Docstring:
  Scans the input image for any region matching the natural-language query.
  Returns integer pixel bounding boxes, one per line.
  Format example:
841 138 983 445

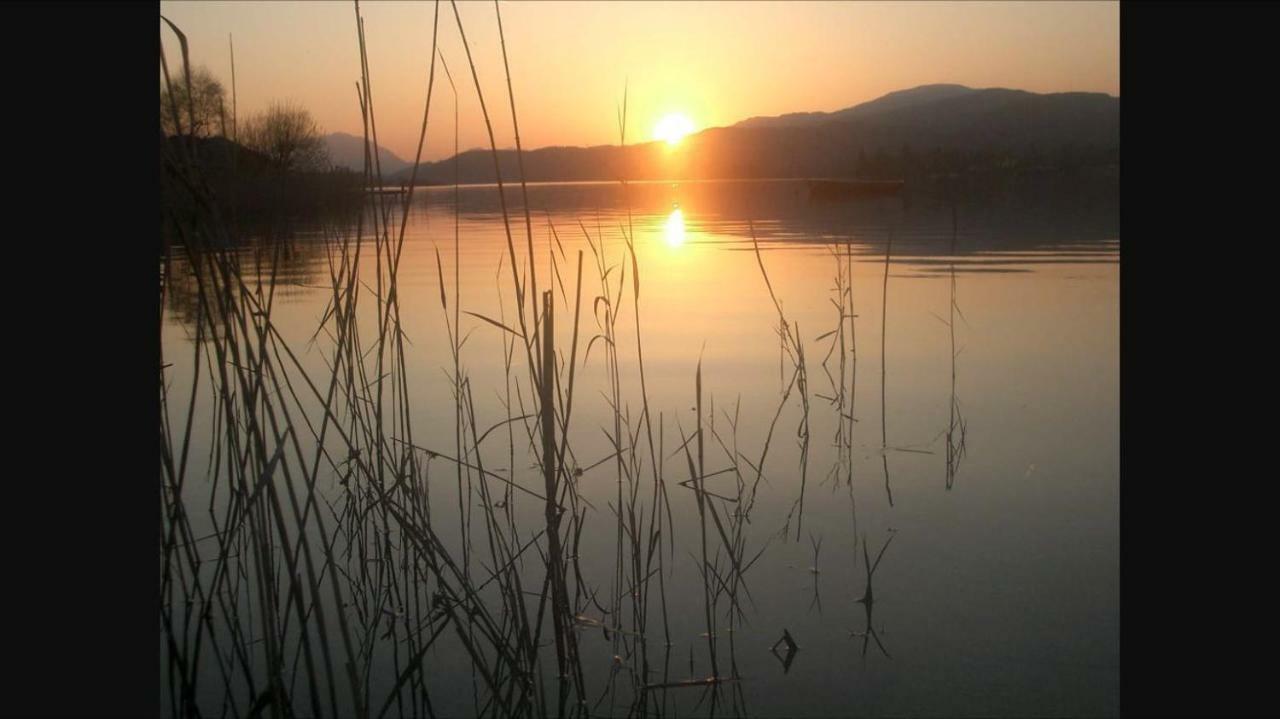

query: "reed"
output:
945 206 968 490
160 4 922 716
852 530 895 659
880 227 895 507
748 223 813 541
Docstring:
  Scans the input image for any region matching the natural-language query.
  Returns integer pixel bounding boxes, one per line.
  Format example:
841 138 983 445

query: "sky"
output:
159 1 1119 162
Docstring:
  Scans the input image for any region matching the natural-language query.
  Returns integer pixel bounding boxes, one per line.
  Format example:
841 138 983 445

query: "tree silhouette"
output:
160 66 228 139
240 102 329 172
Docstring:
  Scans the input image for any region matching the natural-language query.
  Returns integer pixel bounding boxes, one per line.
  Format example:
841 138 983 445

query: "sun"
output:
654 113 695 146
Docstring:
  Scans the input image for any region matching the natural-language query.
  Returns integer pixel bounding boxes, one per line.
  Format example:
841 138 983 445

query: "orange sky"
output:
159 1 1118 162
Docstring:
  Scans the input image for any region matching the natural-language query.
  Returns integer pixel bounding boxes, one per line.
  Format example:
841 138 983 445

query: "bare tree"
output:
239 102 330 172
160 66 228 139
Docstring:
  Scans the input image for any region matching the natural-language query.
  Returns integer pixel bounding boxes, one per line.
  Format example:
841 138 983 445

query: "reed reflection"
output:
852 531 896 660
945 207 968 490
881 229 894 507
162 226 331 339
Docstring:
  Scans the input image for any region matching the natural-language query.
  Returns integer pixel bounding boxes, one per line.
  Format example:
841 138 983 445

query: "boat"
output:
365 186 410 196
807 178 905 202
348 185 412 201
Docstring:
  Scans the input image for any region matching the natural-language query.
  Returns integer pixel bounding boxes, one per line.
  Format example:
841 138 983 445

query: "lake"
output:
160 176 1118 718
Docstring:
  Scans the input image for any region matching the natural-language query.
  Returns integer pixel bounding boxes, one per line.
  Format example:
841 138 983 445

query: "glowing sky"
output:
159 1 1118 162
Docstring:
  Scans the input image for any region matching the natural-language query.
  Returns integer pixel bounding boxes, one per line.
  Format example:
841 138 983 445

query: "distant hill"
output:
160 135 277 177
161 135 363 229
323 132 411 176
735 83 978 129
391 84 1119 185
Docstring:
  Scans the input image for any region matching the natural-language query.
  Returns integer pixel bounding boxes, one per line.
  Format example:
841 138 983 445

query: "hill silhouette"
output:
322 132 411 176
391 84 1118 186
735 83 978 129
160 135 362 233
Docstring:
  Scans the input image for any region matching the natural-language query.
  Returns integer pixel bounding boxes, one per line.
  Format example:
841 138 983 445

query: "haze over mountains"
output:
333 84 1118 185
322 132 411 176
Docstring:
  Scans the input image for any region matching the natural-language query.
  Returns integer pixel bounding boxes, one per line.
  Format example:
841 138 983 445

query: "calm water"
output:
162 178 1118 717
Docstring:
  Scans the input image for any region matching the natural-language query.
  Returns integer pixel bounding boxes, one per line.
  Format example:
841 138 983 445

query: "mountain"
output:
736 83 978 129
391 84 1119 185
322 132 411 176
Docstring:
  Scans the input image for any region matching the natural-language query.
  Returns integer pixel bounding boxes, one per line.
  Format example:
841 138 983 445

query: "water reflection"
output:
403 176 1117 266
663 206 685 248
881 228 894 507
852 531 896 660
162 228 331 339
945 208 968 490
160 178 1118 718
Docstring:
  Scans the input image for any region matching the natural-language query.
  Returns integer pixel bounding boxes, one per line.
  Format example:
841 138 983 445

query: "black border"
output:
1121 2 1276 717
6 2 157 717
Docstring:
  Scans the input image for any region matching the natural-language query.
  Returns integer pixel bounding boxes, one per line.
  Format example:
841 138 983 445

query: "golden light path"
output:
653 113 695 146
663 207 686 247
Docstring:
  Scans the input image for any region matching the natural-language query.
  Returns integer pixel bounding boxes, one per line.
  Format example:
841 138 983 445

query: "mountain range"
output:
322 131 412 176
335 84 1118 185
733 83 981 129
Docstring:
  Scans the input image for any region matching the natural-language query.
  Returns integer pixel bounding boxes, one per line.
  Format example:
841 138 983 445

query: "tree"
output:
240 102 330 172
160 66 229 139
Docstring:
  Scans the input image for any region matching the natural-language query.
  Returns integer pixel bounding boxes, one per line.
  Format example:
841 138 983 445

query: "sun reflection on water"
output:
664 206 685 248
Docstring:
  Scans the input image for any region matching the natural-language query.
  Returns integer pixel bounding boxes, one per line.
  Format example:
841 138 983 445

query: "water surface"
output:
161 178 1118 717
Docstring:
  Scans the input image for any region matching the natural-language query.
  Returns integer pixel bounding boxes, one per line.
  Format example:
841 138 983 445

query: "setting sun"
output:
653 113 695 146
